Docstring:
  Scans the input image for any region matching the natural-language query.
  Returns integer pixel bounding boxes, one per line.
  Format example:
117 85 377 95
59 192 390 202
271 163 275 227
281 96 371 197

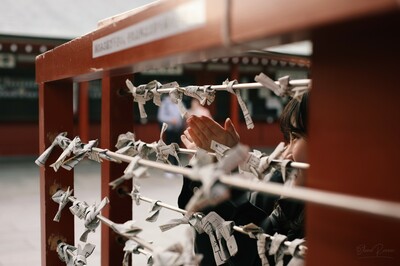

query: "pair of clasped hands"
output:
181 115 240 152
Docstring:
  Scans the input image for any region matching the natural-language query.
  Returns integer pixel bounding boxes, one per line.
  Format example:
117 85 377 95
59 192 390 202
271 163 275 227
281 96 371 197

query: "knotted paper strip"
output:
110 220 142 238
35 132 69 167
200 211 238 265
115 131 137 156
126 79 154 118
80 197 109 242
62 139 99 170
169 87 187 118
223 79 254 129
287 239 306 266
258 142 285 175
269 233 288 266
52 187 73 222
109 156 148 189
50 136 81 172
184 85 216 106
145 200 163 222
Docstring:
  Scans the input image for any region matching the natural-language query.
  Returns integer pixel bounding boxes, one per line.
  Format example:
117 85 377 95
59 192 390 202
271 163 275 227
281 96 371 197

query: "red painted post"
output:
79 81 90 142
307 14 400 265
101 74 134 265
38 80 74 266
230 63 240 131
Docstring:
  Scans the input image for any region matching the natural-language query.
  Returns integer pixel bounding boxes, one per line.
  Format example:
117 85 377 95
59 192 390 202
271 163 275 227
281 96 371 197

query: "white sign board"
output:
92 0 206 58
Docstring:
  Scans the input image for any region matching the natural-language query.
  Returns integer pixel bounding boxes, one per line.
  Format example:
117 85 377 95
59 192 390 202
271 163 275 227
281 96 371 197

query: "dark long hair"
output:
279 92 309 142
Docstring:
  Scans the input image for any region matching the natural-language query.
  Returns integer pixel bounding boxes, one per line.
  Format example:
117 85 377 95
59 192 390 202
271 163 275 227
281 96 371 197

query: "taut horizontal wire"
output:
67 195 154 252
92 147 400 220
129 191 307 256
156 80 310 93
176 146 310 170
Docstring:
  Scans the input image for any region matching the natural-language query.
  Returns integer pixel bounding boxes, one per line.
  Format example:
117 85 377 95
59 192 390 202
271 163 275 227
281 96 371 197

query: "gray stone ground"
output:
0 156 190 266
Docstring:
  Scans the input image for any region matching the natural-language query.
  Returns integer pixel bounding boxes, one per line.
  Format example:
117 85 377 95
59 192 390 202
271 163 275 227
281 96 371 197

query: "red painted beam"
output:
35 0 227 84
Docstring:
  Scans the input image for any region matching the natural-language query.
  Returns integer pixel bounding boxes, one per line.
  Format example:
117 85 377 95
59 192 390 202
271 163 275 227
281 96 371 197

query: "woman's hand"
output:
181 129 197 150
182 115 240 152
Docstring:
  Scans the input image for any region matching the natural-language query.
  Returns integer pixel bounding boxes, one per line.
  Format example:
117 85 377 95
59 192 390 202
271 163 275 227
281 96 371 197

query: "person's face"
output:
282 133 308 185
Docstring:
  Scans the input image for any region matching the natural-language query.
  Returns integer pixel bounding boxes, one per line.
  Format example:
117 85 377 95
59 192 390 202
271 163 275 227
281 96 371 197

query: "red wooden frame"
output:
36 1 400 265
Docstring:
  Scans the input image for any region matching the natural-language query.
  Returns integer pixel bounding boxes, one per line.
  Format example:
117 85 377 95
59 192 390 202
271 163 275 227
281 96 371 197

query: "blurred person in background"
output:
157 94 184 171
